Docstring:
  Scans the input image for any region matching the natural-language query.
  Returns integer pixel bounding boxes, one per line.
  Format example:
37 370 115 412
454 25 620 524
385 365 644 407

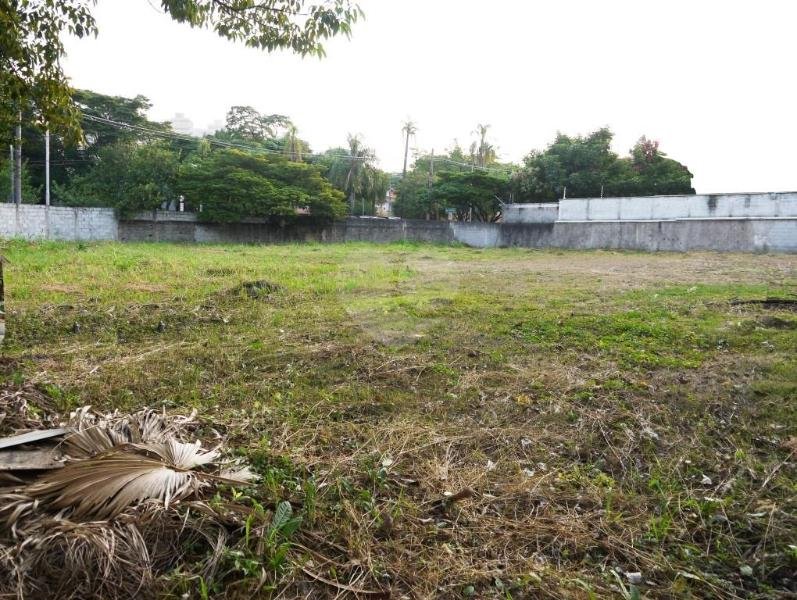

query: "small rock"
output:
701 474 712 486
625 572 643 585
740 565 753 577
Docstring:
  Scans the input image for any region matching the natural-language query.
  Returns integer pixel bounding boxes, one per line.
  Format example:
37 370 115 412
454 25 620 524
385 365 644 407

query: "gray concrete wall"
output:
488 219 797 253
557 191 797 222
4 204 795 253
502 203 559 224
0 204 117 240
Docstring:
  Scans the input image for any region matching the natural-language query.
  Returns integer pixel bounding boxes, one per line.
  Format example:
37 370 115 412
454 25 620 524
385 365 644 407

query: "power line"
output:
81 112 375 162
79 111 517 174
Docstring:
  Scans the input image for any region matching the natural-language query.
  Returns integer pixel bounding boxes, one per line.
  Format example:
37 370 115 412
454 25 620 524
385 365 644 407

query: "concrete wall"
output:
556 191 797 222
502 203 559 224
3 203 796 253
489 219 797 253
0 204 117 240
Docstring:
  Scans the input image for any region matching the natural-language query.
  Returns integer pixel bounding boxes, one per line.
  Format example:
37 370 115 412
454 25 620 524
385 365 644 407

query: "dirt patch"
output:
122 283 167 293
41 284 80 294
731 297 797 311
227 279 283 299
756 315 797 329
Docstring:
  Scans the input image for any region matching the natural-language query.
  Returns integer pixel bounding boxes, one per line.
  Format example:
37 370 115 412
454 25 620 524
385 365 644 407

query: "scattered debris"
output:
625 572 643 585
0 403 256 599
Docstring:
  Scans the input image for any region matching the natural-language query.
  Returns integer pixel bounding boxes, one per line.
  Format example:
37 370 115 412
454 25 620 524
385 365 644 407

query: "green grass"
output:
2 240 796 598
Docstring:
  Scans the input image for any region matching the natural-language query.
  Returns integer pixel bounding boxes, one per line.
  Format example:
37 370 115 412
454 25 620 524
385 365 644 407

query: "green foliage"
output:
316 136 388 215
223 106 291 142
0 0 97 144
511 128 694 202
16 89 171 202
433 171 508 222
0 0 360 143
178 148 346 222
160 0 362 57
56 141 179 215
0 158 41 203
393 170 430 219
394 140 513 220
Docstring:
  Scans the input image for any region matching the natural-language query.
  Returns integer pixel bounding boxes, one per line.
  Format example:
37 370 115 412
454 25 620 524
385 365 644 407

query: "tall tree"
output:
342 134 369 211
511 128 694 202
318 136 386 215
282 124 307 162
433 171 507 222
1 0 362 144
224 106 291 142
401 120 417 177
473 123 495 168
178 148 346 222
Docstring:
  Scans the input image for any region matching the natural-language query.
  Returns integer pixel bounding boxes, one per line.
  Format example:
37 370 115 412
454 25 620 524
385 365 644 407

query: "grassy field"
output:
2 240 796 599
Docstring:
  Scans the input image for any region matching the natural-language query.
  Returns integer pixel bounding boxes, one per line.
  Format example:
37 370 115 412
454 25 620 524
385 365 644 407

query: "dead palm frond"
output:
0 406 258 599
26 446 208 519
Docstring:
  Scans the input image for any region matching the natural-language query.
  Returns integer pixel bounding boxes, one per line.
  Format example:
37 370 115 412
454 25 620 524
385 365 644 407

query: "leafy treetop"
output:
1 0 362 143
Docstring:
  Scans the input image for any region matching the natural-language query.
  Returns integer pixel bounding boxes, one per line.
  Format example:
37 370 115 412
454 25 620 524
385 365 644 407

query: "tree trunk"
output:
402 132 410 177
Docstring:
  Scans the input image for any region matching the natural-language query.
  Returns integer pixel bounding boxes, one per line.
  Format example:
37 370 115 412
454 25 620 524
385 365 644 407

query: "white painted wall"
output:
557 192 797 222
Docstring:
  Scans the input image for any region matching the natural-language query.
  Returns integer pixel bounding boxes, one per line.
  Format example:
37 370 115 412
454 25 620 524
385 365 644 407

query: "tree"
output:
394 143 512 219
401 120 417 177
319 135 386 215
510 128 693 202
0 157 40 203
56 141 180 215
178 148 346 222
473 123 495 168
16 89 175 202
282 124 309 162
433 171 507 222
393 170 430 219
224 106 291 142
0 1 97 145
1 0 362 143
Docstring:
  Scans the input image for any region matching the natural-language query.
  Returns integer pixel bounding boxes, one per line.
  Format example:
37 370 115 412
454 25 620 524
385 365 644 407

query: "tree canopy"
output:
316 136 388 216
178 149 346 222
56 141 180 216
511 129 694 202
1 0 362 144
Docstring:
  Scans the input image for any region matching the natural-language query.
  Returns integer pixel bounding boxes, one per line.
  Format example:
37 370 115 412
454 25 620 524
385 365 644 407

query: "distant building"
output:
170 113 194 135
376 187 398 217
204 120 225 135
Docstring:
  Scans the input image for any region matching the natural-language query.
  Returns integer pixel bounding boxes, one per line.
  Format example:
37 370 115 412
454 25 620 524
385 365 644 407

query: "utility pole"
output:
14 110 22 205
429 149 436 219
45 129 50 206
7 145 12 203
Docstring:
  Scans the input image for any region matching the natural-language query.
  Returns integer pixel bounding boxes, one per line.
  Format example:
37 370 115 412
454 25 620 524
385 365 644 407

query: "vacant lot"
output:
2 241 796 598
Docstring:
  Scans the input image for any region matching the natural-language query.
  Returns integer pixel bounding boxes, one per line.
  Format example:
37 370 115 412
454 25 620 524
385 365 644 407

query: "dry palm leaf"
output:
26 440 222 519
0 405 256 599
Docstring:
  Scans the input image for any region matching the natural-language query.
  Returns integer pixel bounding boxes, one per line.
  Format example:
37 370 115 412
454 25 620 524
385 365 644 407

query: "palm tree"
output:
401 120 417 177
283 124 303 161
474 123 491 168
344 134 375 212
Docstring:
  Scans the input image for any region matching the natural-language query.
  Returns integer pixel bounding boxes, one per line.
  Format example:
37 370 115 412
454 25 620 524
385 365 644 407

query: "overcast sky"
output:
63 0 797 193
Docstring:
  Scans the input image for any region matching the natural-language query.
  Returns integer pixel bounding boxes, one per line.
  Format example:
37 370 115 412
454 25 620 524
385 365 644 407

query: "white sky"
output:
63 0 797 193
